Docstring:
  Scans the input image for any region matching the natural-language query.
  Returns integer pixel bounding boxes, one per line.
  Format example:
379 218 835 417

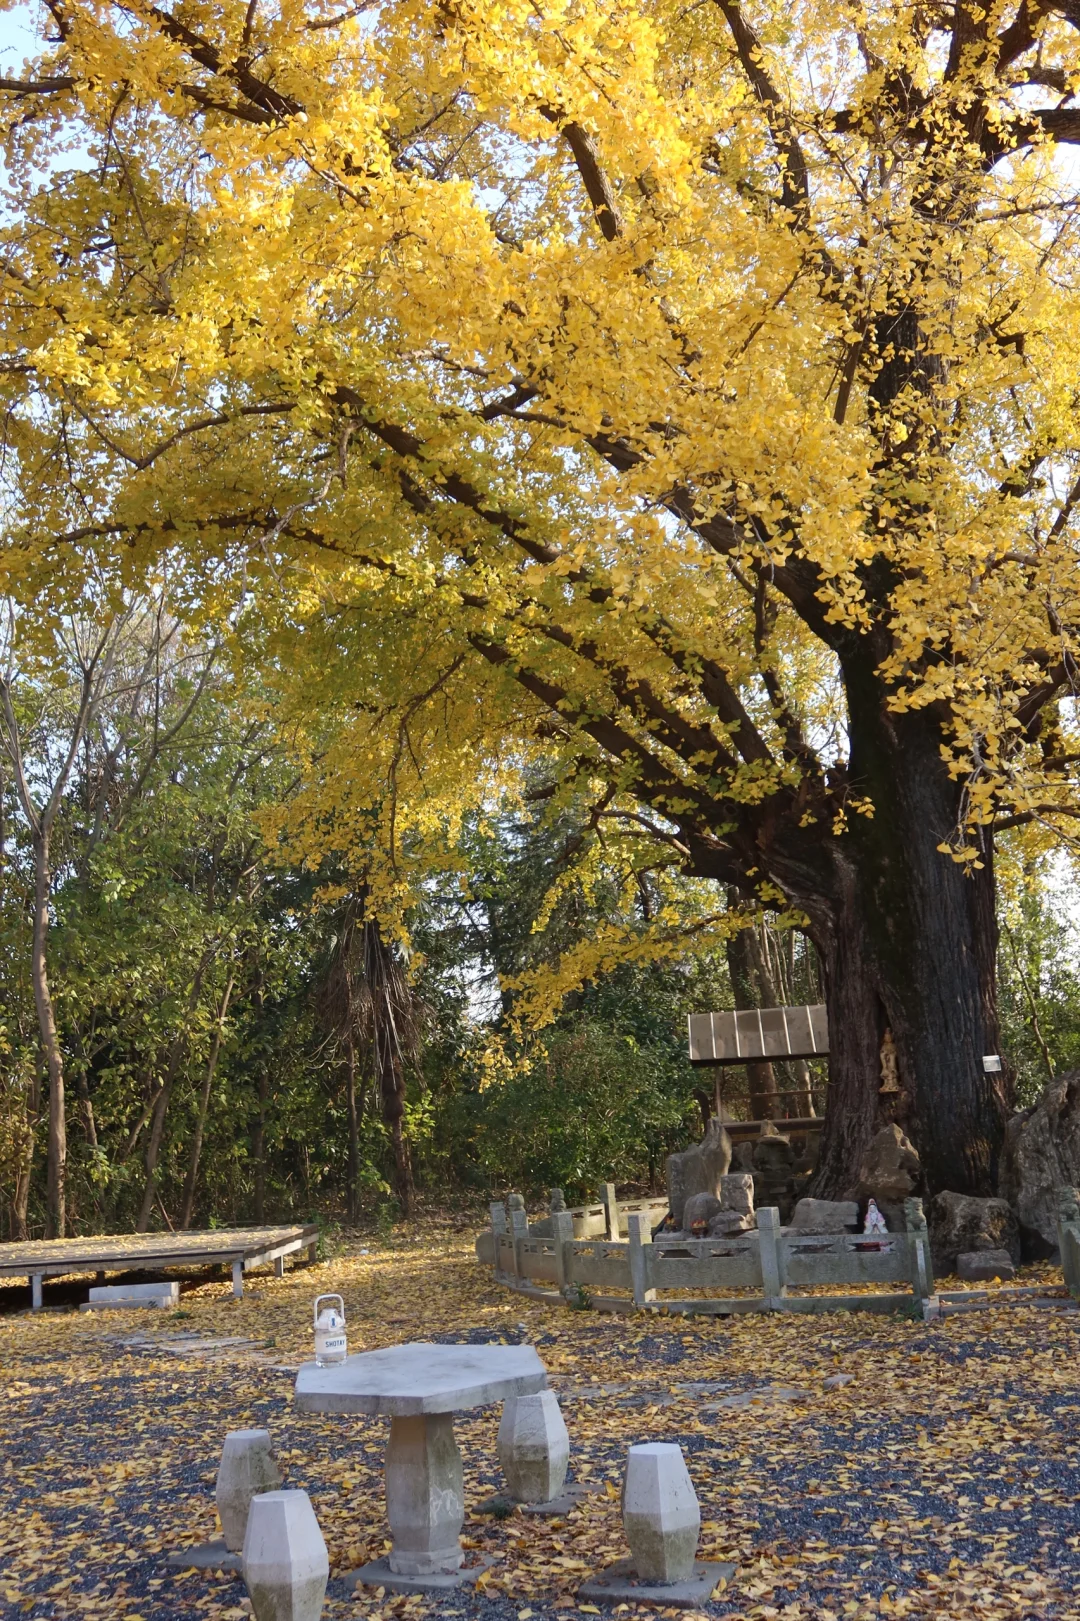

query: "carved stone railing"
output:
479 1193 936 1317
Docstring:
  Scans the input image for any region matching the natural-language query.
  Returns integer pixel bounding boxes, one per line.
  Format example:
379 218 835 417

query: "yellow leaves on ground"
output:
0 1224 1077 1621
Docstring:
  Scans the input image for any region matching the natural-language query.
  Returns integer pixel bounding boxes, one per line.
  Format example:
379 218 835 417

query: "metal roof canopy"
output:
688 1004 829 1065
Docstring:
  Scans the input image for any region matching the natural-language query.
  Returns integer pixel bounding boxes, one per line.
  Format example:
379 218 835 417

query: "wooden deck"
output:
0 1224 319 1309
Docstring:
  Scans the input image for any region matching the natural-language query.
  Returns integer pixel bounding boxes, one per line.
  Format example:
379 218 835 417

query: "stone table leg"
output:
385 1414 464 1576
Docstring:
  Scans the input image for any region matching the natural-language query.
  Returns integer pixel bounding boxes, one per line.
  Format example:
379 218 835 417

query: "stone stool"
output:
622 1442 700 1583
498 1391 570 1503
243 1490 329 1621
217 1429 282 1552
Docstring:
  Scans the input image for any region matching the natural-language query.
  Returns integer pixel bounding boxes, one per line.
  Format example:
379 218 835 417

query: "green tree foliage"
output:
2 619 1079 1234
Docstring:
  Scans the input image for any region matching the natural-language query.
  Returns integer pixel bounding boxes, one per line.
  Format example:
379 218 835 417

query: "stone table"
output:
294 1341 547 1593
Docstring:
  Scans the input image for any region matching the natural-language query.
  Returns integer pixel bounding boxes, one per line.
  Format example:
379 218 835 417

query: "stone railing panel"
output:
780 1233 909 1289
517 1238 560 1284
645 1234 762 1293
569 1240 632 1291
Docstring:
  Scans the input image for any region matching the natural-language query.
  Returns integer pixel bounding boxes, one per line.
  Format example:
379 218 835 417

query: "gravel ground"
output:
1 1232 1078 1621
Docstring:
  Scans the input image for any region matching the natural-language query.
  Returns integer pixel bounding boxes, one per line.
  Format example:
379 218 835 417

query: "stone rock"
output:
706 1210 753 1237
855 1124 922 1205
682 1192 723 1231
719 1173 755 1218
790 1198 859 1234
957 1249 1016 1283
929 1191 1021 1276
753 1133 794 1175
217 1430 283 1553
999 1072 1080 1256
665 1117 732 1227
752 1133 797 1220
87 1281 180 1306
730 1141 756 1174
622 1442 700 1585
498 1391 570 1504
242 1490 328 1621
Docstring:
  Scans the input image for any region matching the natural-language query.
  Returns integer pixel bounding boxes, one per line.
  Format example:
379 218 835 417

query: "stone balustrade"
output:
480 1192 937 1316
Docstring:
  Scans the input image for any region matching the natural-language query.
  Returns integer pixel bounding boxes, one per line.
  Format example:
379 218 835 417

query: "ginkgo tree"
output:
3 0 1080 1197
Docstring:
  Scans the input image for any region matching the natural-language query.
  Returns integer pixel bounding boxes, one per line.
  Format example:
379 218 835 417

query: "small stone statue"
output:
549 1188 567 1213
863 1198 888 1235
507 1192 526 1212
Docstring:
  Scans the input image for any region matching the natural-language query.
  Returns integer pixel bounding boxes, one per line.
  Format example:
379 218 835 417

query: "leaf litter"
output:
0 1224 1078 1621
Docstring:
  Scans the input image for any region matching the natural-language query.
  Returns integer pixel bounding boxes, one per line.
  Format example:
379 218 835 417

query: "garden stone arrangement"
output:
483 1186 942 1316
479 1112 1080 1317
165 1340 733 1614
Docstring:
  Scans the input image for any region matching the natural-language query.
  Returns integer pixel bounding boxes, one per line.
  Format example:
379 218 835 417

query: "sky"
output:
0 2 41 75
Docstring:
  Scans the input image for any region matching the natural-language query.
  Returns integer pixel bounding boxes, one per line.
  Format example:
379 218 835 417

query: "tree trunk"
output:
782 666 1008 1199
750 923 816 1116
179 974 235 1230
345 1036 360 1224
137 965 208 1231
9 1054 40 1241
252 1066 269 1222
31 830 66 1238
376 1012 414 1220
390 1112 414 1220
725 909 779 1120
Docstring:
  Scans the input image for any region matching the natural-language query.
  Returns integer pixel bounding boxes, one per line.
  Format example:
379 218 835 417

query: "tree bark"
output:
9 1053 41 1241
782 667 1009 1198
136 1040 184 1232
725 908 779 1120
136 958 214 1231
344 1035 360 1224
750 923 816 1115
179 973 235 1230
389 1112 414 1219
31 830 67 1238
252 1066 269 1222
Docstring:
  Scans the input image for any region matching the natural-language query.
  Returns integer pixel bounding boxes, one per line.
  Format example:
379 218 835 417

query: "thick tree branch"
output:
539 109 624 241
713 0 810 219
0 74 75 94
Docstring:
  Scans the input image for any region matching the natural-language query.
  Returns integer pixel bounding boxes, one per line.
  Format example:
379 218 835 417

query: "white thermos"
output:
313 1293 347 1366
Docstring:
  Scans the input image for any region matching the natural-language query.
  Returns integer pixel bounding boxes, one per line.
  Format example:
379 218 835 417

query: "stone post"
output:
509 1204 529 1283
622 1443 700 1584
756 1207 785 1305
217 1429 283 1553
1056 1187 1080 1297
242 1489 328 1621
552 1211 575 1296
627 1212 655 1308
604 1182 619 1239
489 1201 507 1279
385 1414 465 1576
498 1391 570 1503
903 1197 934 1300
